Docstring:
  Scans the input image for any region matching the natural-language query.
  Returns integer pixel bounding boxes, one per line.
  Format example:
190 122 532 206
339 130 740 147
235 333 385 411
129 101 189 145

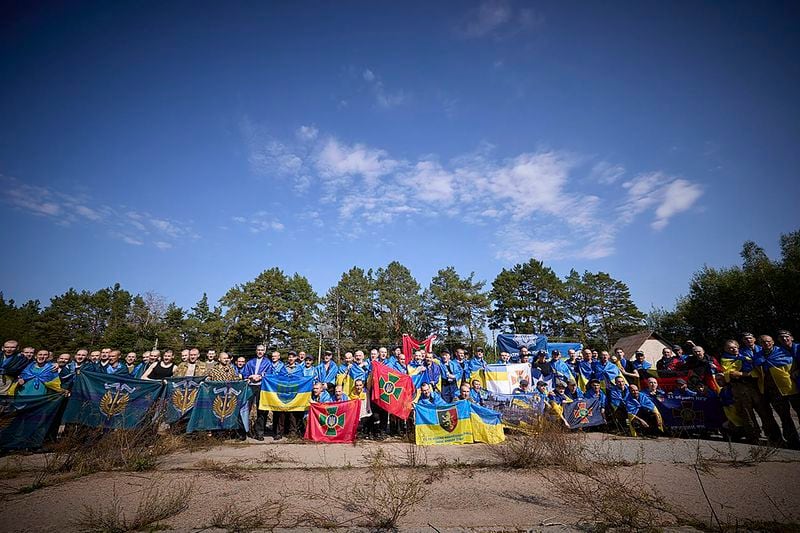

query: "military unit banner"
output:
482 363 531 394
484 392 546 428
496 334 547 360
305 399 360 443
62 371 163 429
371 361 415 419
186 380 252 433
655 395 724 432
0 394 65 450
414 400 505 446
562 397 605 429
162 376 205 424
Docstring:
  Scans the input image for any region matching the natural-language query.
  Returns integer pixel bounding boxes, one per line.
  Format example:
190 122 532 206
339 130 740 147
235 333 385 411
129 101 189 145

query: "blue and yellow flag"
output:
259 373 313 411
187 380 252 433
62 371 163 429
161 376 206 424
0 394 65 450
481 363 531 394
469 402 505 444
414 400 474 445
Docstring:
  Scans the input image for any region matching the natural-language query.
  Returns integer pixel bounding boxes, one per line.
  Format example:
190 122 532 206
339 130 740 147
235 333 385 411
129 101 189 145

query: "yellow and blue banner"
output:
469 402 506 444
259 373 313 411
481 363 531 394
415 400 474 445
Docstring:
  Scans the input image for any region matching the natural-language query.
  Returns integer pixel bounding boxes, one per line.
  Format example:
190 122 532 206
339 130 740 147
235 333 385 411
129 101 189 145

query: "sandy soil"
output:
1 435 799 532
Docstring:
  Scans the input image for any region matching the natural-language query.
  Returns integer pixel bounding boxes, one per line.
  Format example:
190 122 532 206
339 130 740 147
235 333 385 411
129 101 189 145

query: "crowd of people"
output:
0 329 798 448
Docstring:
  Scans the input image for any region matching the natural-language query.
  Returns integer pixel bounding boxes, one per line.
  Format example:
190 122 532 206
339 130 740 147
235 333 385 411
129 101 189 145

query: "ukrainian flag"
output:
414 400 474 446
469 402 505 444
260 374 313 411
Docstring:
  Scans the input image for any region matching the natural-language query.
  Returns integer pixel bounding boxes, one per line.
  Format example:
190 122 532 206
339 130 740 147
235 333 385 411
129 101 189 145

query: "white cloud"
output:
456 0 540 39
361 68 407 109
297 125 319 141
653 179 703 230
0 175 197 249
238 124 705 261
154 241 172 250
362 69 376 82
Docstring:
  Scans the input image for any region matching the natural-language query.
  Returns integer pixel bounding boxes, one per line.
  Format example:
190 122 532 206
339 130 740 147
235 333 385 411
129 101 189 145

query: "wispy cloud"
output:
0 175 197 250
361 68 407 109
231 212 285 234
455 0 541 39
239 124 705 261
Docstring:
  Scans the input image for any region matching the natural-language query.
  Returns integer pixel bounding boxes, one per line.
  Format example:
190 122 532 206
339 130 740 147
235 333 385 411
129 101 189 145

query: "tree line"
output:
0 259 645 356
1 229 795 357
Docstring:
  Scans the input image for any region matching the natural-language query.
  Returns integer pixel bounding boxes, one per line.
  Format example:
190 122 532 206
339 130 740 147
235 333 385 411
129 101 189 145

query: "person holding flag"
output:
592 351 623 389
243 345 271 441
549 350 574 384
415 383 445 407
465 348 488 383
13 349 62 396
105 350 130 376
439 350 462 402
584 379 607 420
625 384 663 437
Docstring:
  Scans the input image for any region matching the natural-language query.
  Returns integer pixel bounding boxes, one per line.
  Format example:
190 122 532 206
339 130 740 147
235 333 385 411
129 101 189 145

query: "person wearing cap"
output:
564 378 584 401
584 379 607 419
549 381 572 406
629 351 652 371
531 350 553 379
549 350 574 384
316 350 339 395
673 344 688 362
534 380 550 401
656 347 682 372
301 352 317 378
465 348 488 382
512 378 531 394
671 378 697 397
438 350 461 402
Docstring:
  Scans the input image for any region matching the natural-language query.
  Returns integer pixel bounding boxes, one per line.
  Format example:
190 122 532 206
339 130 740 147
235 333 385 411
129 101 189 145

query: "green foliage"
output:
426 266 489 352
219 267 319 352
323 267 383 355
375 261 423 343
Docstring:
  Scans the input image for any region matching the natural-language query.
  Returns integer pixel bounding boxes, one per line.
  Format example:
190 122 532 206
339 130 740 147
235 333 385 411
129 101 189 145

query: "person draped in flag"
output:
439 350 462 402
465 348 488 382
625 384 663 437
549 381 573 406
643 376 666 402
353 350 370 378
583 379 607 419
497 351 512 365
332 384 350 402
269 350 285 375
755 334 800 448
739 332 762 361
15 349 62 396
549 350 574 384
131 350 150 378
423 352 442 392
316 350 339 395
105 350 130 376
382 346 406 374
0 339 23 395
458 383 473 401
415 382 445 407
243 344 270 441
311 381 332 403
576 348 594 391
592 351 623 389
336 351 354 384
283 351 303 376
470 378 487 405
64 349 89 387
301 353 316 378
608 375 630 432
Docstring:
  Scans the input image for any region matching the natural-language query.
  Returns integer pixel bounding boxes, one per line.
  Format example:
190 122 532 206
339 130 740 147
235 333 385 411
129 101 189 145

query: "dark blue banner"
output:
655 395 724 431
496 334 547 360
62 371 163 429
562 397 605 429
161 376 206 424
484 392 546 427
0 394 65 450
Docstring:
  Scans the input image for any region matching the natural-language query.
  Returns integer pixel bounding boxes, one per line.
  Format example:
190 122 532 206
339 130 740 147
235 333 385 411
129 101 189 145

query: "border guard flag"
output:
414 400 474 445
0 395 65 450
371 361 414 419
305 399 360 443
187 380 253 433
469 402 505 444
401 334 436 364
259 373 314 411
62 371 163 429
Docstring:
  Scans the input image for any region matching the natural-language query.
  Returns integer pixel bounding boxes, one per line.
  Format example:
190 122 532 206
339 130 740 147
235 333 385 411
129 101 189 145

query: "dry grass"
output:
489 418 586 470
193 458 249 480
208 499 293 532
71 479 192 533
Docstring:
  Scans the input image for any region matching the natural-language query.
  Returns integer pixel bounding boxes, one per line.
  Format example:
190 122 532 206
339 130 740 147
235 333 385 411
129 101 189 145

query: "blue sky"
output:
1 1 798 314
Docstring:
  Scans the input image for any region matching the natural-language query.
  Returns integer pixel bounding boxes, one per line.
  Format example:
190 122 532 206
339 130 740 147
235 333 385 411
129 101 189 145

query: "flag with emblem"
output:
186 380 253 433
62 371 163 429
370 361 415 419
481 363 531 394
161 376 206 423
414 400 474 445
401 334 436 364
563 397 605 429
305 399 360 443
259 373 314 411
0 394 65 451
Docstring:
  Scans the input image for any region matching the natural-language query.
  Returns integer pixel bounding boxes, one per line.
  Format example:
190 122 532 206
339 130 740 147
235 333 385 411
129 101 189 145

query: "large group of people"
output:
1 328 798 447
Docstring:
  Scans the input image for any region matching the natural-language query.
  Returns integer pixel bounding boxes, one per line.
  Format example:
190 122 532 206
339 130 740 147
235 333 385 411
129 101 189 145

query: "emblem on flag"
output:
379 374 403 403
99 382 135 418
319 406 346 437
171 380 200 415
437 406 459 433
